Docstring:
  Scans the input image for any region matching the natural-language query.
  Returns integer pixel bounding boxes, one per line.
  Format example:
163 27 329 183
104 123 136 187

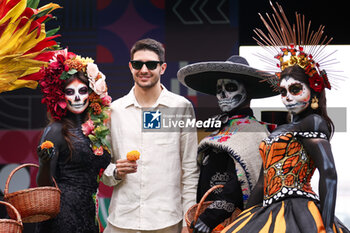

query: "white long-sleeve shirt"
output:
101 85 199 230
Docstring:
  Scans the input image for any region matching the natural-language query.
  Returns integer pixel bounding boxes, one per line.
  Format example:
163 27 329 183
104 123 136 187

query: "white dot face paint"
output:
216 79 247 112
64 79 89 114
279 76 311 114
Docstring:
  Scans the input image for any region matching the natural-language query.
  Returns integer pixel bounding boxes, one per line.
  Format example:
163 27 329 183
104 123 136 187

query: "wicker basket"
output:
0 201 23 233
185 185 241 233
4 163 61 223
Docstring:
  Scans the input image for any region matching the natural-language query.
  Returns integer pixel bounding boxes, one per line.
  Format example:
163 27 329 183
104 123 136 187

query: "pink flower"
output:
93 146 104 156
89 71 107 96
82 119 95 136
101 94 112 106
86 63 99 79
93 75 107 95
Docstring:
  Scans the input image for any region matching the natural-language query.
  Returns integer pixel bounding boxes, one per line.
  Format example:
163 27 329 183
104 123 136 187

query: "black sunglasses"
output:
130 60 163 70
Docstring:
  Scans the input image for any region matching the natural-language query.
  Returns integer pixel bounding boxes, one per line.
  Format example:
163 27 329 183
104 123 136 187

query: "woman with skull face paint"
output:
221 3 349 233
35 50 112 233
178 55 278 232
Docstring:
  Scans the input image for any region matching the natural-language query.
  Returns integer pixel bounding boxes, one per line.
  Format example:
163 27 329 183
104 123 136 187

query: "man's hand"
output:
115 159 137 179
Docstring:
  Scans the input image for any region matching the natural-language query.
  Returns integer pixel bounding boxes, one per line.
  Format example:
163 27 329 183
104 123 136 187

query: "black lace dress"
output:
35 114 111 233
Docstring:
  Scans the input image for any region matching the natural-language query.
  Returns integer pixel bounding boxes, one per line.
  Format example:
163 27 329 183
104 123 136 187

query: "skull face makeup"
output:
64 79 89 114
279 76 311 114
216 79 247 112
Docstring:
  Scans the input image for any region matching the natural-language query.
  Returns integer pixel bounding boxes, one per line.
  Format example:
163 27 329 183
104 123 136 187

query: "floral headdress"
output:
253 2 340 92
39 49 112 155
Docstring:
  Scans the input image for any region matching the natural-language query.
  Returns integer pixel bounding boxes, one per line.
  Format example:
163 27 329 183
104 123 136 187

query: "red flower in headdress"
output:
309 74 325 92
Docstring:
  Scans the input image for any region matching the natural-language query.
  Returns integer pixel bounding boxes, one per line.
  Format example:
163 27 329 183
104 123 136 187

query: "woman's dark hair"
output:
49 71 89 158
280 65 334 135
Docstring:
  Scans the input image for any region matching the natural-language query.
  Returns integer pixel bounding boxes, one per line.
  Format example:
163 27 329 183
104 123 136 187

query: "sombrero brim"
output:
177 61 279 99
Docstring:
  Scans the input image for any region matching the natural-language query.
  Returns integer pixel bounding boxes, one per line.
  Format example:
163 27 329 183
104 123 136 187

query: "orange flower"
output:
213 224 225 231
64 59 84 71
40 140 54 149
127 150 140 161
89 92 101 103
90 102 102 115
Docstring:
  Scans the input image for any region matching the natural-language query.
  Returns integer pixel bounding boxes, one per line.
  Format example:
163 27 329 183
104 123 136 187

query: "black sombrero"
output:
177 55 278 99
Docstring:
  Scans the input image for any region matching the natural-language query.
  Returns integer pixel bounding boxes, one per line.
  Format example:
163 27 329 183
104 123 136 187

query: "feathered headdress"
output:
0 0 61 93
253 1 340 92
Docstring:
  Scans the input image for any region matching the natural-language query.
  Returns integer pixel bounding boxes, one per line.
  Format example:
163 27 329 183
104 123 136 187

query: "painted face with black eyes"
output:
64 79 89 114
279 76 311 114
216 79 247 112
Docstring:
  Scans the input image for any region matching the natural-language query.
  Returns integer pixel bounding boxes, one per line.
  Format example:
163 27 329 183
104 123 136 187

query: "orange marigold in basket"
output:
213 224 225 231
127 150 140 161
40 140 54 149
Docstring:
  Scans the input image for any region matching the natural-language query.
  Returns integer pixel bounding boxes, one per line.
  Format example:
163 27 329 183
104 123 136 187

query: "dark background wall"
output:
0 0 346 130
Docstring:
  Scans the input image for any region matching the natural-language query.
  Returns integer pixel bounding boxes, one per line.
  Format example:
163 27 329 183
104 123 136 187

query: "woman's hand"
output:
37 145 55 163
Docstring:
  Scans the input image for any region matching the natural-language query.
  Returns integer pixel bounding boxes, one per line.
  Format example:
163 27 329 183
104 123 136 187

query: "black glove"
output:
37 145 55 163
191 218 211 233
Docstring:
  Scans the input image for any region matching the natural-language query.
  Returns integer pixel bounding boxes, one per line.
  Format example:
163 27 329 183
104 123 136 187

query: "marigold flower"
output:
40 140 54 149
90 102 102 115
64 59 84 71
89 92 101 103
213 224 224 231
127 150 140 161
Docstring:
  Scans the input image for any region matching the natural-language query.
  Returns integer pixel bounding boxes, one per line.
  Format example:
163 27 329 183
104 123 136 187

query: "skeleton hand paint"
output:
216 79 247 112
64 79 89 114
279 76 311 114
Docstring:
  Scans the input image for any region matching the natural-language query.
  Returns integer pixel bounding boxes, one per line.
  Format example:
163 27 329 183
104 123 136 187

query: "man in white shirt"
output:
102 38 199 233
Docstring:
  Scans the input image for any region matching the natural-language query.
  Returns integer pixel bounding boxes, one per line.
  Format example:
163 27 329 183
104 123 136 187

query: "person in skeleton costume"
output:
177 55 278 232
35 50 111 233
221 3 349 233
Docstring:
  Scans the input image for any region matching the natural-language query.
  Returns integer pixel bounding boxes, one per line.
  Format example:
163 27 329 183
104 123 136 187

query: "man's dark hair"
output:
130 38 165 62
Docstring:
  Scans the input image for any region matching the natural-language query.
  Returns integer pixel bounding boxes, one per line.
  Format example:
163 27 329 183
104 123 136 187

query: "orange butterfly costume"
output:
260 132 319 206
221 131 348 233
